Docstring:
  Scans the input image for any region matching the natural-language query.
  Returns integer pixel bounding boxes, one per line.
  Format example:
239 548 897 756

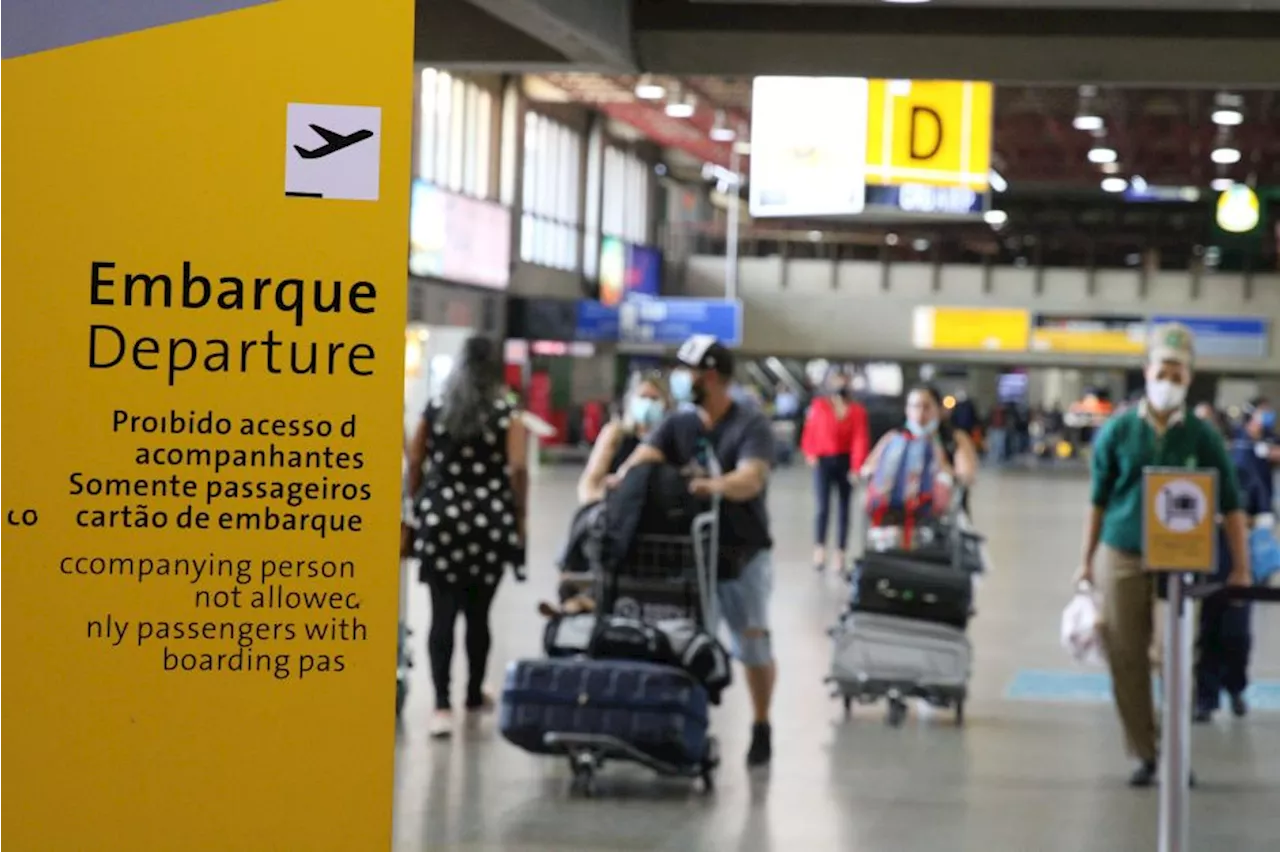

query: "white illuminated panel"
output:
749 77 869 217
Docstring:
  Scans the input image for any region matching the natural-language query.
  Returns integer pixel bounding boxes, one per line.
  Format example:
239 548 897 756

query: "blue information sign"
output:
575 298 743 346
619 298 743 346
1151 315 1268 360
575 300 620 342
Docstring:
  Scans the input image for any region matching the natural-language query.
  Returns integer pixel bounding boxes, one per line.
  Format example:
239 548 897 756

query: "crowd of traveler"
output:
401 322 1272 785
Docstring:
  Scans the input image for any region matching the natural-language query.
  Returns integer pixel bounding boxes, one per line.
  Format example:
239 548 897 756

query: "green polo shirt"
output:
1091 405 1242 554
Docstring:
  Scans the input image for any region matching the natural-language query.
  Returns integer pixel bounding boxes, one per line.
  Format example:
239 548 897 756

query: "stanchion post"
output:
1158 573 1192 852
1141 467 1217 852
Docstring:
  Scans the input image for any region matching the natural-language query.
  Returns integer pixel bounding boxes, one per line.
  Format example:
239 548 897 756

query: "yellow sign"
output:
912 306 1030 351
1142 468 1218 573
865 79 994 191
2 2 412 850
1030 328 1147 355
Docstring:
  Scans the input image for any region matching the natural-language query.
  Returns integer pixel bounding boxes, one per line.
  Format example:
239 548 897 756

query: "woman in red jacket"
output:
800 372 871 571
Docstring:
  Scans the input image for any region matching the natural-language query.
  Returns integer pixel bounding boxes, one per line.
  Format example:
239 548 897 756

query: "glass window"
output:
520 110 583 271
415 67 495 199
602 145 650 246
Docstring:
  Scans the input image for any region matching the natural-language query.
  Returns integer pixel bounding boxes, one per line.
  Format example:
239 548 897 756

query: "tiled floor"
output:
393 465 1280 852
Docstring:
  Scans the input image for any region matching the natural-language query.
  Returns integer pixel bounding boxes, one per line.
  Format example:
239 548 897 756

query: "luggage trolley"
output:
545 459 724 796
828 486 979 727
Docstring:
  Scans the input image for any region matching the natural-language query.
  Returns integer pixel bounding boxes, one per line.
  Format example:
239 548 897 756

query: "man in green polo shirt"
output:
1077 322 1251 788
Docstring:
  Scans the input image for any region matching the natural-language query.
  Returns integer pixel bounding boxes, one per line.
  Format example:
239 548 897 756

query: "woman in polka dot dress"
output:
404 336 528 739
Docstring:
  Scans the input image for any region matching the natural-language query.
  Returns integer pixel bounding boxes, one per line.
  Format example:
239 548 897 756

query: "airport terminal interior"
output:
392 1 1280 849
36 0 1251 849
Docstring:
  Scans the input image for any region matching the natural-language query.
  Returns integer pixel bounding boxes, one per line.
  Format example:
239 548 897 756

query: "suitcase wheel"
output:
954 698 965 727
886 698 907 728
569 753 599 797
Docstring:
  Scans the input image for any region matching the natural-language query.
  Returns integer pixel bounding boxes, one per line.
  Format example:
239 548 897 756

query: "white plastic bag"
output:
1060 584 1105 667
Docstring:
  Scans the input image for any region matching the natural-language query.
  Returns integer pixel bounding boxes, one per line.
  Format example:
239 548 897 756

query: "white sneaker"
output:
427 710 453 739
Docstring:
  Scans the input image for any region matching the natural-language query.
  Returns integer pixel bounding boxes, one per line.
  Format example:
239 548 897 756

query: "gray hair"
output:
439 336 501 440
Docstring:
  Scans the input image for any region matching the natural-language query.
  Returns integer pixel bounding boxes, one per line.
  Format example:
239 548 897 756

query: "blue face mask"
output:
669 370 694 404
906 419 938 438
628 397 665 429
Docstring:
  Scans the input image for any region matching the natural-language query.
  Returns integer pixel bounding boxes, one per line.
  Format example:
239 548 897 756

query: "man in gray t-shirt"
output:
614 334 777 769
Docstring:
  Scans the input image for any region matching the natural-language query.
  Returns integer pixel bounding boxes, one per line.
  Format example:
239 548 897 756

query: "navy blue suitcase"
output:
500 657 710 770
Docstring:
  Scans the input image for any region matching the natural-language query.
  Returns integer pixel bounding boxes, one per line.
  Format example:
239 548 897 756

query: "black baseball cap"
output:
676 334 734 377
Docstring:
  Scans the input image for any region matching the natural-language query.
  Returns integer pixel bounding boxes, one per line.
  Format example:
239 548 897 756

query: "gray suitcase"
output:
827 611 971 726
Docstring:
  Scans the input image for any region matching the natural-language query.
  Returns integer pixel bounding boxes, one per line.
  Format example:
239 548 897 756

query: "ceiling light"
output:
1087 147 1117 164
808 230 823 242
1130 175 1148 192
1101 162 1121 175
709 110 736 142
988 170 1008 193
984 209 1008 227
912 238 931 252
1073 115 1104 132
634 75 665 100
665 96 696 119
885 233 900 246
733 140 752 156
1211 147 1241 165
1101 177 1128 193
1211 109 1243 127
1211 177 1234 192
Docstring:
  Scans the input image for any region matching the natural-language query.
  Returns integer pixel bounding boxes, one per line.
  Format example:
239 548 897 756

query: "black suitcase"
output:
851 552 972 628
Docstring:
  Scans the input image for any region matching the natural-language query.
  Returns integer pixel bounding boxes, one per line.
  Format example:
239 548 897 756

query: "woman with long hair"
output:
403 335 528 738
577 371 671 504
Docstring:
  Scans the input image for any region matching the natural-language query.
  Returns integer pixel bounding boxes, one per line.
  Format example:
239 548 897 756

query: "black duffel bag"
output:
850 552 973 629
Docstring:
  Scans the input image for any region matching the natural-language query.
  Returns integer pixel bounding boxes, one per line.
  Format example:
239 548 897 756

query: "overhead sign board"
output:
748 76 869 217
3 1 412 849
409 180 512 289
1030 314 1146 355
912 307 1030 351
1142 468 1217 574
865 79 994 192
1151 315 1268 360
615 298 744 347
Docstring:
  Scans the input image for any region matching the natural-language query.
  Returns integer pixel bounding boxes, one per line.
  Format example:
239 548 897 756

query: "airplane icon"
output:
293 124 374 159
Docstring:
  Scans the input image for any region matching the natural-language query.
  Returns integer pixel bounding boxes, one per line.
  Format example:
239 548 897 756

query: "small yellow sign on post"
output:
1142 468 1218 573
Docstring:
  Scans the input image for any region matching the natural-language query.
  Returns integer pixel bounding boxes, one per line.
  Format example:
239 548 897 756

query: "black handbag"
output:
851 552 973 629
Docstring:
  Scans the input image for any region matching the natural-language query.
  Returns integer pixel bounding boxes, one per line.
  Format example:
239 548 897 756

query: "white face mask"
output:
1146 379 1187 412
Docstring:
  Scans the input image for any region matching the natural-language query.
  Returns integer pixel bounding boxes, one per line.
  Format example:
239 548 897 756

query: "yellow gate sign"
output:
1142 468 1218 573
865 79 994 191
2 1 412 849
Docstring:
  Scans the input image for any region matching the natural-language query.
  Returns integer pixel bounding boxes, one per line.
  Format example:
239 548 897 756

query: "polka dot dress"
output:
414 398 523 587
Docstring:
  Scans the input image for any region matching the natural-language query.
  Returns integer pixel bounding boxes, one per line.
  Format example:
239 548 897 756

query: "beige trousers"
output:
1097 545 1163 763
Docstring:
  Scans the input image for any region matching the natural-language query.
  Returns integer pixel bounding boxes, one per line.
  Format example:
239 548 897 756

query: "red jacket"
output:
801 396 871 470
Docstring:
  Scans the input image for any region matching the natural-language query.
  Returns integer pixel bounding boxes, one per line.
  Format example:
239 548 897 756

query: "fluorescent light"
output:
984 209 1008 226
665 100 695 119
1101 177 1128 193
634 76 665 100
1073 115 1104 132
1101 161 1121 175
1211 177 1234 192
988 170 1008 193
709 110 736 142
1211 109 1244 126
1088 147 1117 164
1211 147 1241 165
